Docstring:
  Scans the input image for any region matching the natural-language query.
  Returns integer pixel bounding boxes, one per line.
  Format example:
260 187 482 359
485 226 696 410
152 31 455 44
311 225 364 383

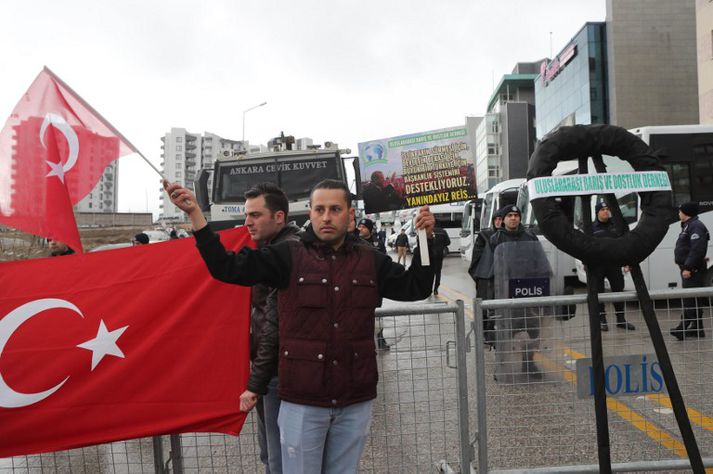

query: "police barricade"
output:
473 287 713 473
1 302 472 474
492 240 552 384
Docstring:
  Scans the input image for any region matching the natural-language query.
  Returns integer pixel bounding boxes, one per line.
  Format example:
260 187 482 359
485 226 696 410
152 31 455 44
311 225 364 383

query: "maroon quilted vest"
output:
277 239 380 407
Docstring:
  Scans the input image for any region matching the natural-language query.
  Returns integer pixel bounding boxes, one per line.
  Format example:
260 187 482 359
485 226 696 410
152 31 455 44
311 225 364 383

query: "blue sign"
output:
575 354 665 399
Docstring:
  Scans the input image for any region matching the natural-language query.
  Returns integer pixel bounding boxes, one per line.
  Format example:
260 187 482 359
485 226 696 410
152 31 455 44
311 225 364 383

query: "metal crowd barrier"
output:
473 287 713 473
1 302 471 473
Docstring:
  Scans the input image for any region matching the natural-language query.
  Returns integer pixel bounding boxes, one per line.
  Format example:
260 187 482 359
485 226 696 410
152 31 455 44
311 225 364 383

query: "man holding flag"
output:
166 178 435 474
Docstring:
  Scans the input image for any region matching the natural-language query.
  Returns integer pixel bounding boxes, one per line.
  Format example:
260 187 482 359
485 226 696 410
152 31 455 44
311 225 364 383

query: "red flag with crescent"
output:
0 227 253 458
0 67 139 253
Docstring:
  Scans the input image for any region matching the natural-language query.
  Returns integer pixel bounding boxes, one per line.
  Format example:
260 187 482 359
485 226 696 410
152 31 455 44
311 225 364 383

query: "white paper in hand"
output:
418 228 430 266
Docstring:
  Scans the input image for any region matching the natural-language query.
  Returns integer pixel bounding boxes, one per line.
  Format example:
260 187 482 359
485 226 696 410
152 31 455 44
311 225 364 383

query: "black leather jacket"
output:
247 224 300 395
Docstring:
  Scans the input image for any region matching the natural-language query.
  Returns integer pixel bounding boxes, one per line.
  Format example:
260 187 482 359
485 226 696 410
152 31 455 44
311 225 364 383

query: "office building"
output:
607 0 698 129
475 61 542 192
697 0 713 123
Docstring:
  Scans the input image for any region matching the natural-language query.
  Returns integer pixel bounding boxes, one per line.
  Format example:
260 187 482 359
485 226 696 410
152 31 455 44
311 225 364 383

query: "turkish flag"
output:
0 67 138 252
0 227 253 458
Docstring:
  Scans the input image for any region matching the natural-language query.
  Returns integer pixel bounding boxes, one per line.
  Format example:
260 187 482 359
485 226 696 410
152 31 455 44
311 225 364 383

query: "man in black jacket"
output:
591 202 635 331
358 218 386 253
395 228 410 265
165 179 434 474
431 227 451 295
239 183 300 474
671 201 710 340
468 207 504 344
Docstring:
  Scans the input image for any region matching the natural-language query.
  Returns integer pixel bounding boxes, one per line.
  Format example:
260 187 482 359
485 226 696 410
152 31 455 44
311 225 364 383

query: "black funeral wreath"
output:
526 124 674 268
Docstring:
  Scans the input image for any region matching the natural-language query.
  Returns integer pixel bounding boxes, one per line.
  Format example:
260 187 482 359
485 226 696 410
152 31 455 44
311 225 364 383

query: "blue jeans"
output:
256 377 282 474
278 399 374 474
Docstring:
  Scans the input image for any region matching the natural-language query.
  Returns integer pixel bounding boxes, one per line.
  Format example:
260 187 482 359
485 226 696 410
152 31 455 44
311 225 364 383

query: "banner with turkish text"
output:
358 126 477 214
0 67 139 252
0 228 253 458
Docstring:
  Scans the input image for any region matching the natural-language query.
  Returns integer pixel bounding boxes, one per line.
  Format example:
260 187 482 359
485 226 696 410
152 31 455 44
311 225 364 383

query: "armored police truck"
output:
194 134 351 228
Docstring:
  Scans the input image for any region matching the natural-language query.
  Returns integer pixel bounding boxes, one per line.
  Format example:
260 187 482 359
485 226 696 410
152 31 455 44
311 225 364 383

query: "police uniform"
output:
671 202 710 340
591 202 635 331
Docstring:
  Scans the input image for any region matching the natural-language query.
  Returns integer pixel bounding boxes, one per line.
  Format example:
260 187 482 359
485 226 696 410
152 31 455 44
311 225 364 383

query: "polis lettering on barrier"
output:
587 356 664 396
509 277 550 299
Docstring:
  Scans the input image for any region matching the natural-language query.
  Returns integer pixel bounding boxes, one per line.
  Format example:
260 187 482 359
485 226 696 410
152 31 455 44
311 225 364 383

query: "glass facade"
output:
535 22 608 138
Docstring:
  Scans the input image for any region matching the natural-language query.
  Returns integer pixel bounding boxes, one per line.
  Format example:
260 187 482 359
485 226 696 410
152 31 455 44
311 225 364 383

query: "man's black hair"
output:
310 179 352 208
244 182 289 217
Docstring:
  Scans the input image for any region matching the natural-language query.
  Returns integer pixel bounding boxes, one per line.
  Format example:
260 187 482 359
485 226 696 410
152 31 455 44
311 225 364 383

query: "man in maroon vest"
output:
165 178 435 474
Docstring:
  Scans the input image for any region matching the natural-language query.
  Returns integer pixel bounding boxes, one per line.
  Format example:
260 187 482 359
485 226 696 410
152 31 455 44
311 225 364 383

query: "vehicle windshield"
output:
573 192 638 229
517 185 534 229
461 203 472 233
518 183 577 234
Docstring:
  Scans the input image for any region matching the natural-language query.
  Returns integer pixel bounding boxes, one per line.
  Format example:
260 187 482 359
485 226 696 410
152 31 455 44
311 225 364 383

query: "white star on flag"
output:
77 320 129 371
46 160 65 183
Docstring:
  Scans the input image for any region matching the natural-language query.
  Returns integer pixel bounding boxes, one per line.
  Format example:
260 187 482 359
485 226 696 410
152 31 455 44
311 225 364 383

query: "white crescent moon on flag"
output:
0 298 83 408
39 113 79 173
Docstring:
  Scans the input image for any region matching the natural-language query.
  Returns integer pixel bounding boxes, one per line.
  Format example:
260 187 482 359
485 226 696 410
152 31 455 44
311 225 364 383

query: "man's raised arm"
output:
163 180 290 289
164 180 208 231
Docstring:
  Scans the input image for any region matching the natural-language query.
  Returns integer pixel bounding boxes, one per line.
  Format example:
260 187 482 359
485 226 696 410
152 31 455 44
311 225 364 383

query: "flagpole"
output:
42 66 165 181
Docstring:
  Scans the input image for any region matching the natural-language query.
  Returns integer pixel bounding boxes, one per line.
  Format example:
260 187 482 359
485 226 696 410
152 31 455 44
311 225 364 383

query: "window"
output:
488 166 499 177
176 153 183 161
176 170 182 178
487 144 500 155
88 202 92 209
176 137 183 143
662 163 691 206
176 145 182 151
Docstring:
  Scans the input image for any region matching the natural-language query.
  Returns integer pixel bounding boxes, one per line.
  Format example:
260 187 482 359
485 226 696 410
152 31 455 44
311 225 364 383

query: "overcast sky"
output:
0 1 605 216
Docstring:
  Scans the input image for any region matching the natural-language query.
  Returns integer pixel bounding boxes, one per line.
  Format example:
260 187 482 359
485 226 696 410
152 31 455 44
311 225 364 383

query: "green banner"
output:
528 172 671 199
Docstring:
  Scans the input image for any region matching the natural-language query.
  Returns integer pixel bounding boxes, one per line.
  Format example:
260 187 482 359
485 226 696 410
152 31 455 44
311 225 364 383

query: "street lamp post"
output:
242 101 267 142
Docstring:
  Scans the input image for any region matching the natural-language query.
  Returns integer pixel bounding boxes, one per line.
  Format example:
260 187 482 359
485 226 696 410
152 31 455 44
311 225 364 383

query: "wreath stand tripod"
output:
528 125 704 474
